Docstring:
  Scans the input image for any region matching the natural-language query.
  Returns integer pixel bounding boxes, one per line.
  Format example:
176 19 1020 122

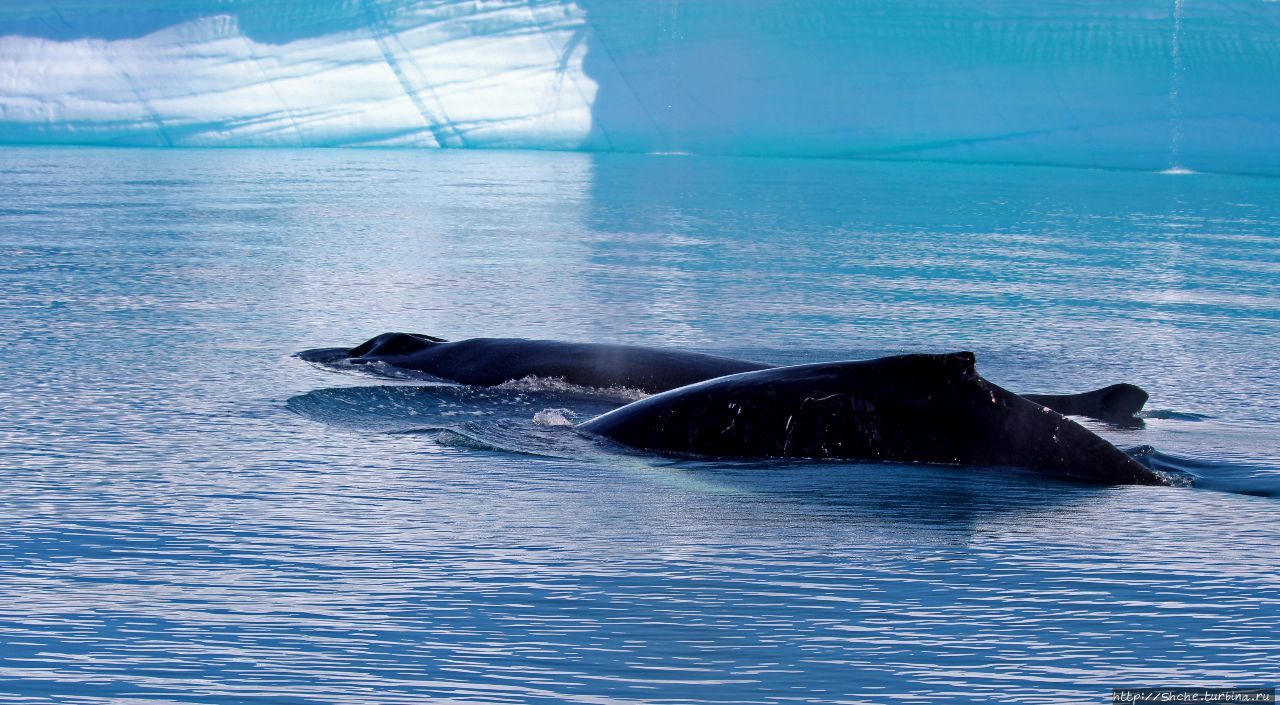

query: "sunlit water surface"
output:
1 147 1278 704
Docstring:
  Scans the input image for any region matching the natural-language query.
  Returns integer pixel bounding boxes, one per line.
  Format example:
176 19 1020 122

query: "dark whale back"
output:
300 333 770 393
1023 384 1149 423
579 352 1167 486
346 332 447 358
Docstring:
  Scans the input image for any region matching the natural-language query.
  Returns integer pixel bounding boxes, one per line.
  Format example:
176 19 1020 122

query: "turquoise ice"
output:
1 1 1278 174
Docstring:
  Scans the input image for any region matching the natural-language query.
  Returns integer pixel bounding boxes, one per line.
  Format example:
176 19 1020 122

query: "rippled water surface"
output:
1 147 1278 704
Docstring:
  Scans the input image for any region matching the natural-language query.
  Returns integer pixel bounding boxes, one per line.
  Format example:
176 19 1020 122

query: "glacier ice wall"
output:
0 1 599 149
1 0 1278 174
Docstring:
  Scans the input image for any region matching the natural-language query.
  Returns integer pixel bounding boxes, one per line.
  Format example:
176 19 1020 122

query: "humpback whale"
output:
297 332 770 393
297 332 1148 422
577 352 1168 486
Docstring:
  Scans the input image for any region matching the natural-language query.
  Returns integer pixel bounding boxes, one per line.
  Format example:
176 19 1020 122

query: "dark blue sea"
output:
1 147 1277 704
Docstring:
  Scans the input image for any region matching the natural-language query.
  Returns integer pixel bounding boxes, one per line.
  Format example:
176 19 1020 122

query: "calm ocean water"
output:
1 147 1278 704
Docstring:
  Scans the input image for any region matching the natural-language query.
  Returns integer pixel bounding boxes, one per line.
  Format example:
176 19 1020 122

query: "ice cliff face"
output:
0 1 598 149
1 1 1277 174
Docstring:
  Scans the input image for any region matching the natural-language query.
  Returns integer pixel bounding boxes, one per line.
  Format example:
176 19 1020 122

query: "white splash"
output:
496 376 649 402
532 408 577 426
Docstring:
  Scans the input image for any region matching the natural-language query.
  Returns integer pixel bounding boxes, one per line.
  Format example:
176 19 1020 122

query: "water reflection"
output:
1 147 1277 704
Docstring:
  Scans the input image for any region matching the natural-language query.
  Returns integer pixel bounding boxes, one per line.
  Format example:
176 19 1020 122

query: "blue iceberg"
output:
1 0 1277 174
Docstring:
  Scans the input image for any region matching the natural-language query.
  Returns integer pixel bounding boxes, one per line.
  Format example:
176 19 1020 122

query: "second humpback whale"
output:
297 332 1150 422
578 352 1169 486
297 332 770 393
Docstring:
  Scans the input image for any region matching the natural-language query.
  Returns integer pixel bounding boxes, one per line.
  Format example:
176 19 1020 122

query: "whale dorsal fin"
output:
943 351 977 377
